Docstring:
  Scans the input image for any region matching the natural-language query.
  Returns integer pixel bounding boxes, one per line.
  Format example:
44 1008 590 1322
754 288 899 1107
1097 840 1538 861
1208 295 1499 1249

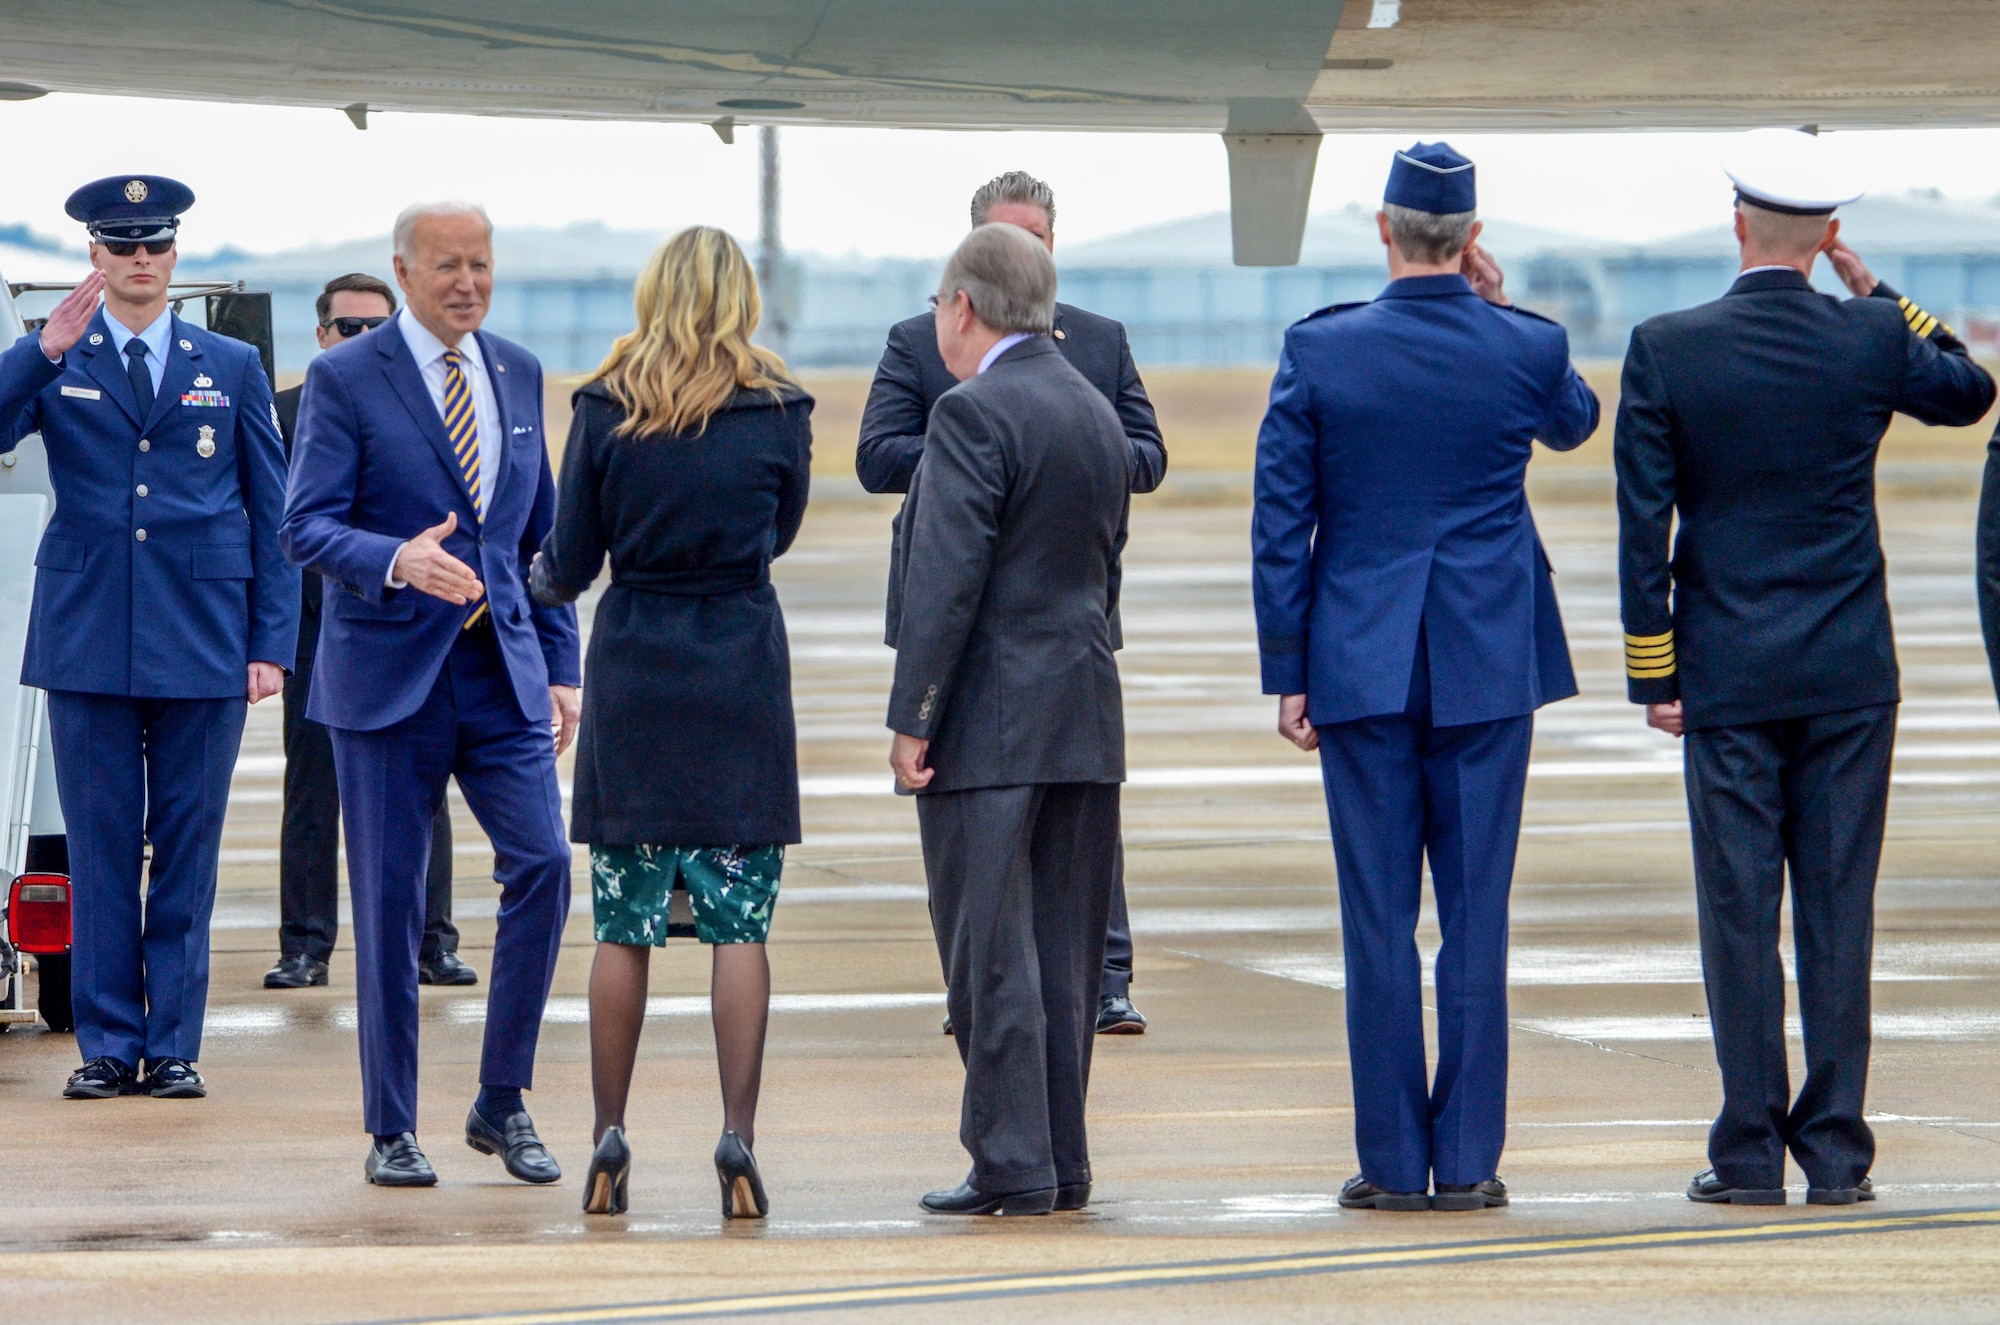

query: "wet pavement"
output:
6 471 2000 1322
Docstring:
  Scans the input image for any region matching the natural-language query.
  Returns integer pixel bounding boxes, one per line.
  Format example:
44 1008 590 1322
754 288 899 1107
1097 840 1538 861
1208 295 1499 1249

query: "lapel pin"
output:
88 333 104 345
1053 328 1067 340
196 424 216 458
179 339 193 351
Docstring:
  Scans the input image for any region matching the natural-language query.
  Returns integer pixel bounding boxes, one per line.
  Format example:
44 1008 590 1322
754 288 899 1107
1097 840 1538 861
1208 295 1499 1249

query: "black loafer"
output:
715 1129 768 1219
921 1180 1056 1216
1095 996 1148 1035
583 1126 631 1215
1433 1178 1508 1210
1338 1175 1429 1211
263 953 328 989
942 1015 955 1036
64 1056 139 1100
1055 1181 1092 1211
466 1105 561 1183
419 951 479 986
1687 1169 1785 1205
1807 1176 1875 1205
366 1132 438 1187
143 1058 206 1099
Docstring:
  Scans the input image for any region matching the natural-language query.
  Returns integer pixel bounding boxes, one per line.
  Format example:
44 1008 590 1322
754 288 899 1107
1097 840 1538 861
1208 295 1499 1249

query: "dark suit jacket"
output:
533 382 812 846
280 321 581 731
274 383 326 669
859 302 1164 646
887 337 1128 793
1618 271 1995 729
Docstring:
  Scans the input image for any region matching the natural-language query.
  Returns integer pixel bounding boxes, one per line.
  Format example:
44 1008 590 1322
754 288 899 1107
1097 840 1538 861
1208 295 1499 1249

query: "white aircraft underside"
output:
0 0 1993 262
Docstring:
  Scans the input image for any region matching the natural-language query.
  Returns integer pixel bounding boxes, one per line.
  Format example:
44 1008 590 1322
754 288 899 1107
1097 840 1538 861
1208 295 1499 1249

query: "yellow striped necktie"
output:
441 348 490 630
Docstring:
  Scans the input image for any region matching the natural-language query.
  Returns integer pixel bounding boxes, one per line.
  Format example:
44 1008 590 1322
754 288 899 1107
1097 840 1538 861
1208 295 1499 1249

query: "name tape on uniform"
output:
60 385 102 400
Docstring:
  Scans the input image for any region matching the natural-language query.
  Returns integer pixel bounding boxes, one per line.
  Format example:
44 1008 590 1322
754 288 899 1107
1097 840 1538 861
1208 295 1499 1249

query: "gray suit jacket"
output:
887 337 1128 793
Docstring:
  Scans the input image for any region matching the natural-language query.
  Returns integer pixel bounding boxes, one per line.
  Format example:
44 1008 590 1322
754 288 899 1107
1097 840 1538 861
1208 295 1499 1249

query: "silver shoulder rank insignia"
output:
196 424 216 458
179 339 193 351
193 373 213 388
88 333 104 346
124 179 149 203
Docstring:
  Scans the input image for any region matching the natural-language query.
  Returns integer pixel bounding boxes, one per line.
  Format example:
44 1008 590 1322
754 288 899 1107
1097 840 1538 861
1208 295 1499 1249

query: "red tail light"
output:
7 873 71 954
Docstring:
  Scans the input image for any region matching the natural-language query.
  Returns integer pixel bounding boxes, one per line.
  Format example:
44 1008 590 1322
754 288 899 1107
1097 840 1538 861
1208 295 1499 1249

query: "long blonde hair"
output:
588 226 795 437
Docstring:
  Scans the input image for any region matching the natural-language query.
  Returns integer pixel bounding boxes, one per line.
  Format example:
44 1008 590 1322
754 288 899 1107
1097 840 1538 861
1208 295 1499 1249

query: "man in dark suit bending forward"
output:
889 223 1130 1217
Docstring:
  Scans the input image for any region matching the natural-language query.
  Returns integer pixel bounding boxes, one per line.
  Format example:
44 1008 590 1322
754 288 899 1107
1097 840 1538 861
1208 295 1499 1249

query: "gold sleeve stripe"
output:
1900 296 1955 340
1624 642 1674 659
1623 630 1673 648
1627 661 1677 678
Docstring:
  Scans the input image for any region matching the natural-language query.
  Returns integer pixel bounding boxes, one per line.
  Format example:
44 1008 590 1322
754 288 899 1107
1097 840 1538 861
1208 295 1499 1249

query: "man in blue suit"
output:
0 176 296 1102
283 201 580 1188
1252 144 1599 1212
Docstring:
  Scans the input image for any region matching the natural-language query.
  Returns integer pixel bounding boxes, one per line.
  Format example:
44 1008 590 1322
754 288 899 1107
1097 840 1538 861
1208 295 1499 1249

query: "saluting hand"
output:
1825 238 1878 298
39 270 106 360
1461 243 1510 307
393 511 483 605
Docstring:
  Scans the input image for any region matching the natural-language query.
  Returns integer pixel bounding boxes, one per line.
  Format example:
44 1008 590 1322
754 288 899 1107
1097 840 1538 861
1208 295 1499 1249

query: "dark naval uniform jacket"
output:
0 309 297 695
859 302 1164 647
1617 271 1995 728
1252 274 1600 728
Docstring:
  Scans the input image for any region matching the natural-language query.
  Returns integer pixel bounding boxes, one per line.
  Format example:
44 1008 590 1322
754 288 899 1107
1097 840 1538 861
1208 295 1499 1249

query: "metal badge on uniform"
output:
179 339 193 351
193 373 212 388
196 424 216 458
88 333 103 346
60 385 101 400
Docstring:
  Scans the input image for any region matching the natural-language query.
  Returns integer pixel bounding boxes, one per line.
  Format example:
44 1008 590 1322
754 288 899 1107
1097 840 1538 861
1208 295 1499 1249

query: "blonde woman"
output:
530 226 811 1219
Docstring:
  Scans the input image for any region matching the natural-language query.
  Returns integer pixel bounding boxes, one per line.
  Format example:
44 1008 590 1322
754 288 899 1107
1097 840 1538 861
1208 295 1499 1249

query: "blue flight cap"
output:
64 174 195 243
1383 142 1476 215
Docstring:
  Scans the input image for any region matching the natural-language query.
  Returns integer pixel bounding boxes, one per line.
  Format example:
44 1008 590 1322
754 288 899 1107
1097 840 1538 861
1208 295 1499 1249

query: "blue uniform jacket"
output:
1252 274 1600 728
0 310 297 698
279 323 580 733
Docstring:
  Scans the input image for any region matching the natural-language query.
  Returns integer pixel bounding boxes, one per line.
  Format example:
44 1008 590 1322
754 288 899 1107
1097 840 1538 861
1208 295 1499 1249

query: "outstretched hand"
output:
39 271 106 360
1461 243 1510 306
392 512 483 605
1825 237 1878 298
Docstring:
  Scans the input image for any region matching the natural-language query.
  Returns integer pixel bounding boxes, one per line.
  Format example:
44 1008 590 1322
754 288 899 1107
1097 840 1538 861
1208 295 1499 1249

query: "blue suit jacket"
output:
279 322 580 732
0 310 297 698
1252 274 1600 728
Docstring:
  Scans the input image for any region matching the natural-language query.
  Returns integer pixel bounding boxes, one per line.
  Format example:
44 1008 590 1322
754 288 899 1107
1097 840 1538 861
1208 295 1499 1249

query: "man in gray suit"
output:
888 223 1130 1217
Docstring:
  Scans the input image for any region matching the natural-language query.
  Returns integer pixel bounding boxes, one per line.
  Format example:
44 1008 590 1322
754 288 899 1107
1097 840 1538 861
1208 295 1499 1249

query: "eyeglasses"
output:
99 240 175 257
322 316 389 337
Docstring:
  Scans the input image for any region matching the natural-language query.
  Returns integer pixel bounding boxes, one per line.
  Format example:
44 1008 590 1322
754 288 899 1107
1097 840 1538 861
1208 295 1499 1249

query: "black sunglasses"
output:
99 239 175 257
322 316 389 337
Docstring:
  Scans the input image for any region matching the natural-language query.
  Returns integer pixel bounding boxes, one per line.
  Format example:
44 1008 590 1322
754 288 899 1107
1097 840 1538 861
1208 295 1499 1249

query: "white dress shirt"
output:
978 331 1038 375
101 307 173 394
386 307 502 586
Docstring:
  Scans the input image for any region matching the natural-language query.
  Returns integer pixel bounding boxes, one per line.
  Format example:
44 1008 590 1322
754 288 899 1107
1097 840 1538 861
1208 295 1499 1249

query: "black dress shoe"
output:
1433 1178 1508 1210
715 1129 768 1219
466 1105 561 1183
366 1133 438 1187
419 951 479 986
1055 1181 1092 1211
583 1126 631 1216
942 1015 954 1036
263 953 329 989
1096 995 1147 1035
1808 1175 1875 1205
920 1180 1057 1216
64 1056 139 1100
1687 1169 1785 1205
1338 1175 1429 1211
143 1058 206 1099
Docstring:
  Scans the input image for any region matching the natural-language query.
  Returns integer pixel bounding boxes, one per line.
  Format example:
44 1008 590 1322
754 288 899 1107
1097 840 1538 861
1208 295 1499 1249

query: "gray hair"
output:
1382 202 1476 264
393 200 493 260
970 171 1056 229
938 223 1057 334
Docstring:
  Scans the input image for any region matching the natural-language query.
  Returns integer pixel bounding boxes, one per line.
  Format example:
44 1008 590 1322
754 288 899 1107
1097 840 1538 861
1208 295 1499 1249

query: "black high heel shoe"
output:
583 1126 630 1215
714 1129 767 1219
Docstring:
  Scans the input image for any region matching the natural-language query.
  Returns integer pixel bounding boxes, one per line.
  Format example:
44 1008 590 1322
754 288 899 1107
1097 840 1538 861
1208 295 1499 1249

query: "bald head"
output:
1736 200 1837 264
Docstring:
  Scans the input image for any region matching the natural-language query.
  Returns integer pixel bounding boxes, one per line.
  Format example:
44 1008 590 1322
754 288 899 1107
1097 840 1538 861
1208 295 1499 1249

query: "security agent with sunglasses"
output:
0 175 297 1101
264 274 470 992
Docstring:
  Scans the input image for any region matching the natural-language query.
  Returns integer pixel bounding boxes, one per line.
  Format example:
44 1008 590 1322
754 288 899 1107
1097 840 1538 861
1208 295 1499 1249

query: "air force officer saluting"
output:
282 202 581 1188
0 176 296 1103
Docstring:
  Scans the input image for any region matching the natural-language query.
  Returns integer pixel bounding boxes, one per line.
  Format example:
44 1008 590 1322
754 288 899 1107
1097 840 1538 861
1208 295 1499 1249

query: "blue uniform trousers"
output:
1684 703 1894 1192
329 626 570 1136
46 690 247 1068
1316 650 1532 1194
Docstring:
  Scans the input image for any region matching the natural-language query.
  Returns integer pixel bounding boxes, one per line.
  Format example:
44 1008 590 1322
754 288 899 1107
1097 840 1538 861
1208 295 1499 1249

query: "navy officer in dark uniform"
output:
860 171 1165 1035
1253 143 1598 1211
1616 129 1995 1206
0 176 297 1099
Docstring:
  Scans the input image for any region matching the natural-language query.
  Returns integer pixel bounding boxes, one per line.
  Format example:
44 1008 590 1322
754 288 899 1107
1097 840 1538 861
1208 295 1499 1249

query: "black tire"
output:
36 952 73 1034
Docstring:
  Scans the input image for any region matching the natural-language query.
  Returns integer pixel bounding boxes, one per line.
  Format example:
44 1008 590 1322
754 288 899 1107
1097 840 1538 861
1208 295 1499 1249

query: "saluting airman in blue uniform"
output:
0 176 297 1100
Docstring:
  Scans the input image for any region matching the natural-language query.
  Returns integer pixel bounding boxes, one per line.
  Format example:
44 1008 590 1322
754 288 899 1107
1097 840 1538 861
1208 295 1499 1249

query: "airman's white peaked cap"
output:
1722 127 1864 216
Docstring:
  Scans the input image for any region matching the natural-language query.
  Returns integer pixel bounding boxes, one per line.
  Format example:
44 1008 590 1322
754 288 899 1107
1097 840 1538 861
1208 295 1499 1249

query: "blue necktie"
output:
124 339 153 417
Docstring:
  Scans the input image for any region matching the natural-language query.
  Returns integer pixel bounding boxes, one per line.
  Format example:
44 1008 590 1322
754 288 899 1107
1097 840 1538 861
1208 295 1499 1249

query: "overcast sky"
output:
6 93 2000 263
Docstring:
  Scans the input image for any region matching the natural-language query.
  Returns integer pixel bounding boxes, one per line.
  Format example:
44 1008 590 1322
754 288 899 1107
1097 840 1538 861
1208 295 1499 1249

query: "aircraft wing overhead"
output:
0 1 1994 264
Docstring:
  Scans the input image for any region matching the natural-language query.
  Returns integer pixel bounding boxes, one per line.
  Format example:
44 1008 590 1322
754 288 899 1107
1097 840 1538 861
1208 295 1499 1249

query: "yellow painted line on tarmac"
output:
384 1207 2000 1324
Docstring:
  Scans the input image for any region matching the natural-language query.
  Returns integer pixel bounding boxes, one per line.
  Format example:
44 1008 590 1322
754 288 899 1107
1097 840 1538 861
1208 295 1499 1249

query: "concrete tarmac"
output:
6 474 2000 1322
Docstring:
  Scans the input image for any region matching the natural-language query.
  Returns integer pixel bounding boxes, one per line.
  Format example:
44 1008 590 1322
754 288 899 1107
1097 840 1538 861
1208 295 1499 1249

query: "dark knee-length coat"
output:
532 380 812 847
